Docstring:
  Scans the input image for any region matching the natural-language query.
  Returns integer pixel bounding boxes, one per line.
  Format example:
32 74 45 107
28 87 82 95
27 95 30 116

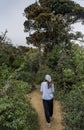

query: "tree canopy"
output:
24 0 84 53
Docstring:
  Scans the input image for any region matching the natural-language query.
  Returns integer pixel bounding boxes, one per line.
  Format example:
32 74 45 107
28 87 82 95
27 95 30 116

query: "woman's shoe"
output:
46 122 51 127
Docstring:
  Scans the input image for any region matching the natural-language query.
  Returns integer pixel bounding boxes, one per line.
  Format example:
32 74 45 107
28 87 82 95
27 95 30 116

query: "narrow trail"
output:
27 89 63 130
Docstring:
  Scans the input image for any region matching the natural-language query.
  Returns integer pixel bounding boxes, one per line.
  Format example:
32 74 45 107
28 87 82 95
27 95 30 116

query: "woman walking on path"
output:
40 74 54 127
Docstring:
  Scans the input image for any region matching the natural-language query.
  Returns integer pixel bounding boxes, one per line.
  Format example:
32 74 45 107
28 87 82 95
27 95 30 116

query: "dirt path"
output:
27 90 63 130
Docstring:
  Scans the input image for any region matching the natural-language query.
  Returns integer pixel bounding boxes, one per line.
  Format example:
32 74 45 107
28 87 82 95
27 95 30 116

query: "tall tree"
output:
24 0 84 56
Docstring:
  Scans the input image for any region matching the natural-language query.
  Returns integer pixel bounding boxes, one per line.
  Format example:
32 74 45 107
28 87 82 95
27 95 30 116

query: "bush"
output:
63 84 84 130
0 80 39 130
47 44 84 92
9 64 38 84
0 95 39 130
0 64 11 91
6 80 33 97
15 71 36 83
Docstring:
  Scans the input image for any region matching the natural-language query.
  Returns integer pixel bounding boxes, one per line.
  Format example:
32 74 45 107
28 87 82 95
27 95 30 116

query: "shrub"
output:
6 80 33 97
0 80 39 130
0 95 39 130
15 71 36 83
63 84 84 130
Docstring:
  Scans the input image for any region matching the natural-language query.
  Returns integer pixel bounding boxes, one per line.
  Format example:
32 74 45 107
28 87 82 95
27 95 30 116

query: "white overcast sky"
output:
0 0 84 46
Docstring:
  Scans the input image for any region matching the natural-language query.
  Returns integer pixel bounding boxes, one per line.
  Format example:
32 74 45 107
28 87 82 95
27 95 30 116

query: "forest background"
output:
0 0 84 130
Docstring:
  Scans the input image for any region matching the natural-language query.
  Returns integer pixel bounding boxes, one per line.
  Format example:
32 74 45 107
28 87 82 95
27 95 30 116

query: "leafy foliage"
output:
0 80 39 130
47 44 84 91
0 95 39 130
24 0 84 54
46 43 84 130
39 0 84 22
0 35 40 130
63 84 84 130
7 80 32 96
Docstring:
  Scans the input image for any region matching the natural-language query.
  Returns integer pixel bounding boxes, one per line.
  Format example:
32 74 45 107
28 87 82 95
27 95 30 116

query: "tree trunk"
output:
38 44 42 69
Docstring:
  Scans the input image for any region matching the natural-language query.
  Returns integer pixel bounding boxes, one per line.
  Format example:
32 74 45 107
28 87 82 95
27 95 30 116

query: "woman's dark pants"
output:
43 99 53 123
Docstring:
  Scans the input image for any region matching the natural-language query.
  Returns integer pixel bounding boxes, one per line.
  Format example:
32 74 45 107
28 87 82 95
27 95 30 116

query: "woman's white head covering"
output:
45 74 51 82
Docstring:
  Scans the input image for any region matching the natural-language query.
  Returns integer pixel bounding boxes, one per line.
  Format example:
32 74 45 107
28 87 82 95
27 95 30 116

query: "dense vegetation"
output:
0 0 84 130
47 44 84 130
24 0 84 130
0 33 39 130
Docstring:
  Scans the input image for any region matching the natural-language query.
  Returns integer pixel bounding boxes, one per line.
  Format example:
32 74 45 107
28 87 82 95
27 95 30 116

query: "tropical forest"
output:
0 0 84 130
